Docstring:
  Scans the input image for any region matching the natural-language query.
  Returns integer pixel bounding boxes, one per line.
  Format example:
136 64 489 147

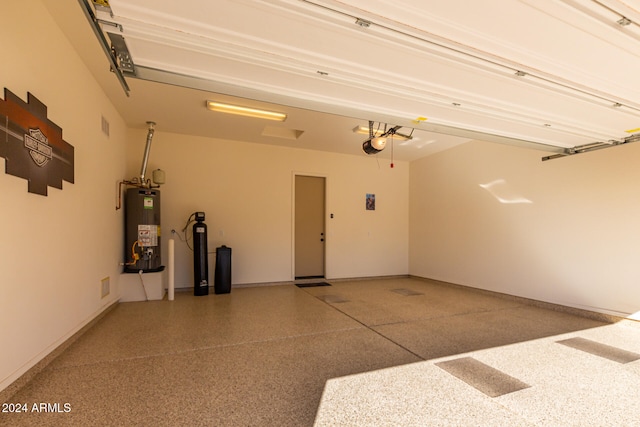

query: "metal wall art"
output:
0 89 74 196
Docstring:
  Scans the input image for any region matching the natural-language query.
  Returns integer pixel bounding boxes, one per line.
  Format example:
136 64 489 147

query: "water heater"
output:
124 188 163 272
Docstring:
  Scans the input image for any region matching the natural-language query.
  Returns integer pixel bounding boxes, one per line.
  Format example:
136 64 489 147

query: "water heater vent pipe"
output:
139 121 156 186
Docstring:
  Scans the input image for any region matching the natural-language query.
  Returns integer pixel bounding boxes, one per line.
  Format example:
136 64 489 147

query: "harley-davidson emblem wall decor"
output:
0 88 75 196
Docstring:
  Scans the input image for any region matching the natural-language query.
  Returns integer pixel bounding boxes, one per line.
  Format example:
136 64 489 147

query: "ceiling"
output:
46 0 640 161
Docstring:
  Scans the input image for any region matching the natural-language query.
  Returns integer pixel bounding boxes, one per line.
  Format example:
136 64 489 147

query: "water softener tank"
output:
124 188 163 273
193 212 209 296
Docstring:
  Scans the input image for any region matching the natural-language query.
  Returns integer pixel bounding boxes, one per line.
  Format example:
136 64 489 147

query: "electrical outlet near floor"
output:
101 277 110 298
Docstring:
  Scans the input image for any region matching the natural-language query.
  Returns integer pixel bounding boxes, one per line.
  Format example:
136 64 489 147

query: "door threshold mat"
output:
436 357 530 398
557 337 640 364
296 282 332 288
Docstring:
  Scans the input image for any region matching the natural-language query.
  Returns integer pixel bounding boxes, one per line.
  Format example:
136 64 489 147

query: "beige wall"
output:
409 140 640 318
125 129 410 287
0 1 127 391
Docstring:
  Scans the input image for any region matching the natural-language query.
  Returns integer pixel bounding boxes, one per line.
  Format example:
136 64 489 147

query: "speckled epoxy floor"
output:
2 277 640 426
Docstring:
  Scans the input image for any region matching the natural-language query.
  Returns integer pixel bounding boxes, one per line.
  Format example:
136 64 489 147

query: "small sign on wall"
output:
0 88 75 196
366 193 375 210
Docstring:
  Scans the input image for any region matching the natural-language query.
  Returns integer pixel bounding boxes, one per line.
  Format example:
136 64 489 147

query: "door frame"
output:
292 171 328 281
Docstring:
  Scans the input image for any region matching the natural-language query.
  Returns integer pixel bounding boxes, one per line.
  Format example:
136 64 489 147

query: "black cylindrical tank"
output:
124 188 163 273
193 219 209 296
215 245 232 294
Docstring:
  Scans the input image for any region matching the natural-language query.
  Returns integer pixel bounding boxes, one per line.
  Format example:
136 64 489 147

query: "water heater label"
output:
138 225 158 247
143 197 154 209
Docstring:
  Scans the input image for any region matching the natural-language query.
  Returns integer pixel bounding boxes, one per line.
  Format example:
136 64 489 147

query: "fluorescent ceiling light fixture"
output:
353 126 411 141
206 101 287 121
